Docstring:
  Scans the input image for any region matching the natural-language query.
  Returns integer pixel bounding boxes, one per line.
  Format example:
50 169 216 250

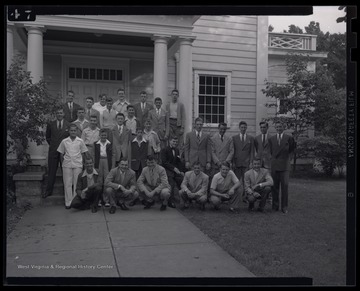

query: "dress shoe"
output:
282 209 288 214
160 204 167 211
257 208 264 212
65 206 71 210
91 206 98 213
109 206 116 214
214 206 220 211
119 203 129 210
167 201 176 208
143 200 152 209
129 198 139 207
42 192 52 198
229 207 236 213
105 202 110 208
200 204 206 211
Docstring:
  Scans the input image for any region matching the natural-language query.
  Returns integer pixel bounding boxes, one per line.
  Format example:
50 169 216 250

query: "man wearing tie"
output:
211 122 234 177
232 121 255 203
62 90 81 123
43 107 70 198
254 121 272 170
148 97 170 150
268 121 296 214
137 155 171 211
84 96 100 128
134 91 153 128
112 113 132 167
184 117 211 174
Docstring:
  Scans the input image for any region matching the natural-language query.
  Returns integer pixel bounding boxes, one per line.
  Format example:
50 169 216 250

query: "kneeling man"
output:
70 157 103 212
209 161 241 212
137 155 171 211
104 158 139 214
179 162 208 210
244 157 273 212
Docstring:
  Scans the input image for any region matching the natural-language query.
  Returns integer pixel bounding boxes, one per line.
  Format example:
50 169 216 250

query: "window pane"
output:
199 96 204 104
69 67 75 79
116 70 122 81
110 69 116 80
199 85 205 94
206 105 211 114
219 105 224 114
213 87 218 95
213 77 218 85
90 68 96 80
212 106 218 114
204 115 211 124
213 96 218 104
219 115 224 123
220 77 225 86
76 68 82 79
212 115 218 123
97 69 102 80
199 76 205 85
206 96 212 104
83 68 89 79
219 97 225 105
104 69 109 80
199 105 204 114
206 86 212 95
219 86 225 95
206 76 212 85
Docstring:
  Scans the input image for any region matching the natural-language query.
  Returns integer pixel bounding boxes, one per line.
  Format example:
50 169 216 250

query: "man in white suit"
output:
244 157 273 212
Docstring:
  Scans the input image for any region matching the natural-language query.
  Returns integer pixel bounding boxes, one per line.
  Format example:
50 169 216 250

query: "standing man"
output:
179 162 209 210
112 113 132 167
57 124 88 209
148 97 169 150
184 117 211 174
161 136 185 208
134 91 153 128
81 115 100 159
166 89 185 150
254 121 272 170
72 107 89 137
93 94 108 128
102 97 118 144
63 90 81 123
129 127 149 179
232 121 255 202
112 88 129 118
104 158 139 214
244 157 273 212
137 155 171 211
125 105 141 137
209 161 241 212
268 121 296 214
43 107 70 198
211 122 234 177
84 96 100 128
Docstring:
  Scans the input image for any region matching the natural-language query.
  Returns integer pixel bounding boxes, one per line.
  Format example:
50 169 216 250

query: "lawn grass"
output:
179 177 346 286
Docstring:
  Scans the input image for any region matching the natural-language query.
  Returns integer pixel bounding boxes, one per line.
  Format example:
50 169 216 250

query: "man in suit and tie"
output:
148 97 170 150
84 96 100 128
62 90 81 123
112 113 132 167
134 91 153 128
161 136 185 208
137 155 171 211
244 157 273 212
70 157 103 213
254 121 272 170
179 162 209 210
104 158 139 214
43 107 70 198
184 117 211 174
268 121 296 214
232 121 255 202
211 122 234 177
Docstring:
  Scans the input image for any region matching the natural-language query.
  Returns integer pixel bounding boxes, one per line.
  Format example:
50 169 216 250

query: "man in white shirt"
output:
92 94 107 128
57 124 88 209
112 88 129 117
125 104 141 137
84 96 100 128
72 107 89 137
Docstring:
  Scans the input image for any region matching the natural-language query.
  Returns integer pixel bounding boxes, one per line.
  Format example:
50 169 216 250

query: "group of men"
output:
43 88 295 214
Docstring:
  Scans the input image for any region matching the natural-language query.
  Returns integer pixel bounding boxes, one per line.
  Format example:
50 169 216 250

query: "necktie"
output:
221 135 224 142
241 134 244 142
278 134 281 145
58 121 61 130
197 132 201 141
172 148 176 157
69 103 73 120
119 126 123 135
150 168 155 185
262 134 265 146
88 109 91 116
157 109 160 116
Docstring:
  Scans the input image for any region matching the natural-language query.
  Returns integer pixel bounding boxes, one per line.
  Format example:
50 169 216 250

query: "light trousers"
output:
62 167 82 207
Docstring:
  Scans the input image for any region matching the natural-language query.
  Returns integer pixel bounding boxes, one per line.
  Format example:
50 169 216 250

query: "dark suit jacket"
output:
63 102 81 123
76 171 100 194
94 142 113 171
268 133 295 171
254 134 272 169
161 146 184 178
130 140 148 171
232 134 255 168
133 102 153 127
46 119 70 158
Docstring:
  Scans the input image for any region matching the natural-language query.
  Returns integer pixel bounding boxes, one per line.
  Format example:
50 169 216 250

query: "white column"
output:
178 37 194 134
174 52 180 89
7 23 15 70
25 25 46 165
152 35 170 103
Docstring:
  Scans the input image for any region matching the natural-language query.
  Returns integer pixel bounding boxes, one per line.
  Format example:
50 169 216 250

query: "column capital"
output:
24 24 46 34
151 34 171 43
178 36 196 45
7 23 15 33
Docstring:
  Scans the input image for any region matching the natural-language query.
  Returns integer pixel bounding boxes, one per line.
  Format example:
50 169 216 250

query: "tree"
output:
336 6 346 23
268 24 274 32
7 55 61 168
284 25 303 34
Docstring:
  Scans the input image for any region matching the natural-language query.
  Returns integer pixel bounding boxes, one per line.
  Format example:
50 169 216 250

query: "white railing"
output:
269 32 317 51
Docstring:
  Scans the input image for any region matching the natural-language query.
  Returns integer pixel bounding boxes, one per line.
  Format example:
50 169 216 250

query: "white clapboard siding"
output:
194 33 257 45
193 26 257 39
200 15 258 24
193 54 256 66
193 46 256 59
194 40 257 52
195 19 257 31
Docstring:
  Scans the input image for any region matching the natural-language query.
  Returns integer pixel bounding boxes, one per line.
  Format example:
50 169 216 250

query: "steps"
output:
41 168 65 206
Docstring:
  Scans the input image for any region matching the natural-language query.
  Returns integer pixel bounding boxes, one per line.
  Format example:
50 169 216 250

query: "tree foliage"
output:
284 24 303 34
7 55 61 166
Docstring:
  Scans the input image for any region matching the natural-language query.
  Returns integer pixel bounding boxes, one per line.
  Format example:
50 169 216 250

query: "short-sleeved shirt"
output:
81 127 100 146
57 136 88 168
210 170 239 193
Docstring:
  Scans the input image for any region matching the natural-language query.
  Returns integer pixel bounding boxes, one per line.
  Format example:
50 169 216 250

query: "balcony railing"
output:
269 32 317 51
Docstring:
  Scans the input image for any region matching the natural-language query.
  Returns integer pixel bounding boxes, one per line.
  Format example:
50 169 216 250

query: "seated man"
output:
104 158 139 214
137 155 171 211
179 162 209 210
209 161 241 212
70 157 103 212
244 157 273 212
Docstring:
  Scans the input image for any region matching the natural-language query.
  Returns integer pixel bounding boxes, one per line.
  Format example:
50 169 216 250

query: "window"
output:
68 67 123 81
195 71 231 126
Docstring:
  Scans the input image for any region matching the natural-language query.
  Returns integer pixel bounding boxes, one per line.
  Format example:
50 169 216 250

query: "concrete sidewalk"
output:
6 205 254 278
